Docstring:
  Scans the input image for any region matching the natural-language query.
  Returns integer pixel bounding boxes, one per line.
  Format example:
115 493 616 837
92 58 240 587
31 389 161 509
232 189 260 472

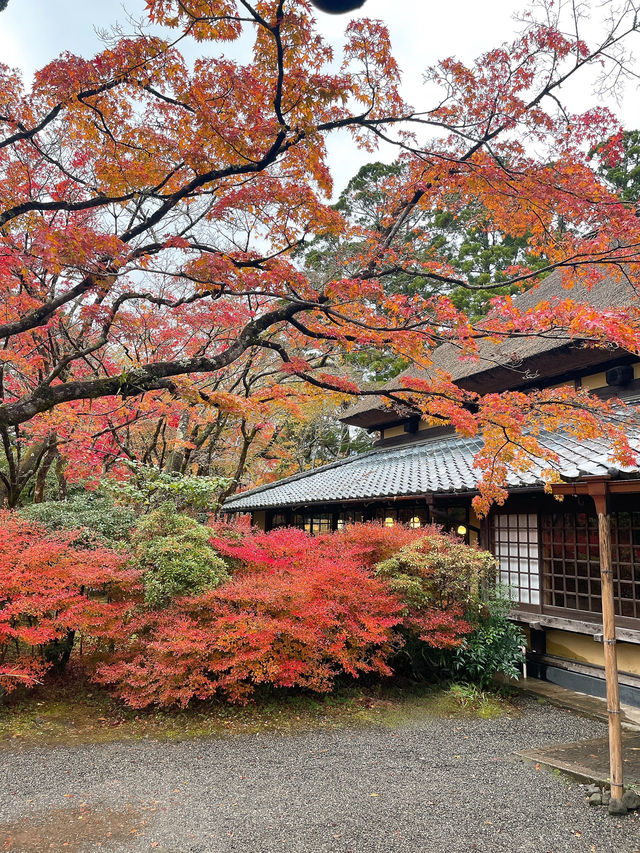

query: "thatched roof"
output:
341 272 637 428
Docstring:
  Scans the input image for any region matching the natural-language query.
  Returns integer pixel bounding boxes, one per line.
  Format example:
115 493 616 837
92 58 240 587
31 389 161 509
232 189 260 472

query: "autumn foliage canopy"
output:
1 0 640 510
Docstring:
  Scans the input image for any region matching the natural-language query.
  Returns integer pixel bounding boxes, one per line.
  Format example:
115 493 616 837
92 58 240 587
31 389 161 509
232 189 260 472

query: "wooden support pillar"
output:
592 484 624 801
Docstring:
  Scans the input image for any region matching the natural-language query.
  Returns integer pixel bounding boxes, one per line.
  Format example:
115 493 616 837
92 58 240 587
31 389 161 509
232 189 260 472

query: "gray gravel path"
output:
1 696 639 853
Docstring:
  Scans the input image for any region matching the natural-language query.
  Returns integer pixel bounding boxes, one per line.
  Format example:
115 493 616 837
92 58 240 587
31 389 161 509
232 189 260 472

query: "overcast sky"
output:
0 0 524 83
1 0 638 195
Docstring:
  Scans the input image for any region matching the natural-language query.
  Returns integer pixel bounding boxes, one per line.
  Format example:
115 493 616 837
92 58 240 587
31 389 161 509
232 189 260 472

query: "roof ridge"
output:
223 400 640 512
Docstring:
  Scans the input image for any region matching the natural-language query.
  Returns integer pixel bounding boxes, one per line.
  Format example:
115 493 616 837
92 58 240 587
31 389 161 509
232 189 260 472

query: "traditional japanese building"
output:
223 272 640 706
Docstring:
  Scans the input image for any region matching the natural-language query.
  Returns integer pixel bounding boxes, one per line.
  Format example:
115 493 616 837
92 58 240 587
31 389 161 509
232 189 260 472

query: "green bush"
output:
375 534 497 616
132 505 229 607
375 535 524 686
19 492 137 546
450 588 526 687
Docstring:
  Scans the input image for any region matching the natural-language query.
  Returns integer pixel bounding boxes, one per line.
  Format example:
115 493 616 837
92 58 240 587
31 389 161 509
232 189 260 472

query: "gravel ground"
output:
1 696 639 853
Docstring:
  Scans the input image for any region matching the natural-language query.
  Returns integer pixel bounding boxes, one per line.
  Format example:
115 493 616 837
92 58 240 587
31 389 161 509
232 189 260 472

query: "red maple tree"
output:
1 0 640 508
0 511 139 693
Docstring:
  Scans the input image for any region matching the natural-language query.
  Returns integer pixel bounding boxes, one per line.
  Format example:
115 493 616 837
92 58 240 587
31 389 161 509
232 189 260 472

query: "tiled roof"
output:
223 416 640 512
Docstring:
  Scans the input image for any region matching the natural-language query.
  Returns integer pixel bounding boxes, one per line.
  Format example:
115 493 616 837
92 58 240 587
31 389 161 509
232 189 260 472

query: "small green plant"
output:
447 682 485 708
132 505 229 607
451 587 526 688
444 683 508 718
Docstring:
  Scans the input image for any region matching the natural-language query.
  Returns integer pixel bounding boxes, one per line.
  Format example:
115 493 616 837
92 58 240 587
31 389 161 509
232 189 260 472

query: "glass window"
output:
541 509 640 619
374 507 398 527
297 513 332 535
337 511 364 530
373 507 428 528
493 513 540 606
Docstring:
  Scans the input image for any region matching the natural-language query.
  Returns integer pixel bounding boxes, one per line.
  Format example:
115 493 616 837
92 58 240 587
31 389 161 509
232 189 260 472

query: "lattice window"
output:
541 511 600 613
295 512 332 534
541 510 640 619
493 513 540 606
611 511 640 619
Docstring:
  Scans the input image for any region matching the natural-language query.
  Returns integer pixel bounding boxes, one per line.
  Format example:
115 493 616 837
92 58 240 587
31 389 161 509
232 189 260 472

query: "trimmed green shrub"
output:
375 534 497 618
132 505 229 607
375 534 524 685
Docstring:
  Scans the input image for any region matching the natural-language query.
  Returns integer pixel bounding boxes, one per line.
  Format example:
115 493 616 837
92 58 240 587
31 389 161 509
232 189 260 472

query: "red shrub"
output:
97 529 403 707
332 522 436 568
0 513 490 705
0 512 139 694
210 524 313 571
210 521 429 573
97 522 490 707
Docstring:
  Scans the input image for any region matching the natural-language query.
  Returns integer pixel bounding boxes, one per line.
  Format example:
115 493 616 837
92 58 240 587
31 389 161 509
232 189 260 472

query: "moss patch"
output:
0 675 518 750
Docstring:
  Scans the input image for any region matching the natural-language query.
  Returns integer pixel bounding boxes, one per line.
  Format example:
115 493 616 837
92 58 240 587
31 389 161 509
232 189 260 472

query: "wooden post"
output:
592 485 624 801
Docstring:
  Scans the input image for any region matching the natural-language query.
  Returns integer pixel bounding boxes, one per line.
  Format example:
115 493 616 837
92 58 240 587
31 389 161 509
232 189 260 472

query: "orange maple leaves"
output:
1 0 640 509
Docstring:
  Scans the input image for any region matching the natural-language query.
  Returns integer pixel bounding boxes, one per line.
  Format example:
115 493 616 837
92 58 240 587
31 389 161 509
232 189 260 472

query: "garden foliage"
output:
98 523 504 707
97 525 405 706
103 463 230 514
375 536 497 647
1 514 523 707
0 512 139 695
375 537 524 681
450 590 526 687
132 506 229 606
20 492 137 545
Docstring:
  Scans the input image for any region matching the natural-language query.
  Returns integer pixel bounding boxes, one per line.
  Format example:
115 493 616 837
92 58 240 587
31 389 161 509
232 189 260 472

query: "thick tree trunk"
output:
33 435 58 503
0 429 52 507
165 411 190 473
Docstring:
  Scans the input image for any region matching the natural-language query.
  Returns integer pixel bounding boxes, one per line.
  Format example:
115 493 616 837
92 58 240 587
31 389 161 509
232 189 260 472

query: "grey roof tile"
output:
224 397 640 512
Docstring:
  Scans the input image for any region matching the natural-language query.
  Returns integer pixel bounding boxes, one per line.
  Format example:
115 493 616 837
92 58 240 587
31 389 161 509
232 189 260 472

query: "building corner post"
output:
593 485 624 801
